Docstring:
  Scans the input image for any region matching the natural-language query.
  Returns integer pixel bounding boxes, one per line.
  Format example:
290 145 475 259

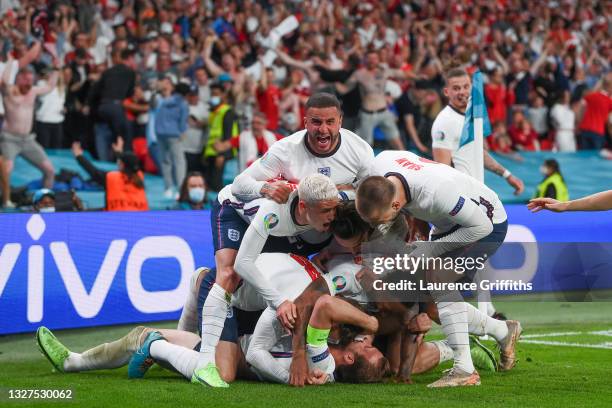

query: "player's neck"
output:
448 102 466 115
388 176 409 206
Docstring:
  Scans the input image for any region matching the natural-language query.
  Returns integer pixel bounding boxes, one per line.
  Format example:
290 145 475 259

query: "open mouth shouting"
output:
315 133 332 150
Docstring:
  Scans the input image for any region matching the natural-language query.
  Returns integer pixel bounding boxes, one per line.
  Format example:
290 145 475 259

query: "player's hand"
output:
407 313 432 333
507 175 524 196
527 197 568 213
307 369 328 385
276 300 297 330
261 181 293 204
289 352 308 387
356 266 377 291
311 248 332 272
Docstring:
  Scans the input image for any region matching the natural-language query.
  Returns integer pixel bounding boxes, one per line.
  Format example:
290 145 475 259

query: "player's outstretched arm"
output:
528 190 612 213
309 295 378 333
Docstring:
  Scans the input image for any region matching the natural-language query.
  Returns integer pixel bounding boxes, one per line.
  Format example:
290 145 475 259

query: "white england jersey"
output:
232 128 374 201
232 252 322 311
431 105 483 182
241 312 336 384
370 151 507 237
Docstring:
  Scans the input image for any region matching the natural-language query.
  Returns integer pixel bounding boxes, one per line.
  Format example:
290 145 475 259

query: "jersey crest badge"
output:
449 196 465 216
318 167 331 177
264 213 279 230
332 275 347 291
227 229 240 242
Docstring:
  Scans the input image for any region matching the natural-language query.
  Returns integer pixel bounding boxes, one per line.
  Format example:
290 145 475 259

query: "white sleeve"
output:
234 206 287 308
245 308 290 384
231 143 285 201
307 344 335 383
425 182 493 257
355 143 375 182
431 116 459 151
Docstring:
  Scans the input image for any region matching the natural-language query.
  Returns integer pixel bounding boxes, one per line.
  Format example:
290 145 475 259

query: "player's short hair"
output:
356 176 395 218
305 92 343 115
298 174 338 205
330 201 371 239
335 354 390 383
444 67 469 84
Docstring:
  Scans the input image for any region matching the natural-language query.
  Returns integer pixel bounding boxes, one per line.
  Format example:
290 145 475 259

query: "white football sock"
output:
150 340 200 379
63 326 144 372
465 302 508 343
430 340 454 364
437 301 474 373
198 283 229 367
177 268 205 333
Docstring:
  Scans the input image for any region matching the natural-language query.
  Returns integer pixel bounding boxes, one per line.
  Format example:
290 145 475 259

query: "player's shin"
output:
436 301 475 373
198 283 230 367
150 340 201 379
465 302 508 342
64 326 146 372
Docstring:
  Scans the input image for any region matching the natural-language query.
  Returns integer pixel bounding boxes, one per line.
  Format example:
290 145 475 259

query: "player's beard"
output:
307 130 340 154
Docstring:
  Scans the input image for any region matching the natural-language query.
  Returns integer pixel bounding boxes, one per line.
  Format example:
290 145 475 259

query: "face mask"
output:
39 207 56 213
539 166 548 176
188 187 206 203
209 96 221 107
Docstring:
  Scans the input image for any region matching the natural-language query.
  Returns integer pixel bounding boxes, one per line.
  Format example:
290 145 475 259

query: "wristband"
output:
502 169 512 179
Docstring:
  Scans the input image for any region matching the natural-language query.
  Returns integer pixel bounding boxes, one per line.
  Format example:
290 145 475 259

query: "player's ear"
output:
391 200 401 211
343 351 355 365
299 199 306 211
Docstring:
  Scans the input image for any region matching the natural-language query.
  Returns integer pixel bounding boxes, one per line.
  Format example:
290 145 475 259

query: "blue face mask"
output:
188 187 206 203
209 96 221 107
39 207 56 213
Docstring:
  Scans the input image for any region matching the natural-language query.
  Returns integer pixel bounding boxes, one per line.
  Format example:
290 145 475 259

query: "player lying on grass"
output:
35 294 387 385
287 202 521 387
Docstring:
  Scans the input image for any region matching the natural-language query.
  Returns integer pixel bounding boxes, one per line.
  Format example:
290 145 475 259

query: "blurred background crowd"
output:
0 0 610 212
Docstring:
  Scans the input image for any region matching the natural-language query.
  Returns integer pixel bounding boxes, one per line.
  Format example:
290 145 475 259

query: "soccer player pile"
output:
36 93 521 388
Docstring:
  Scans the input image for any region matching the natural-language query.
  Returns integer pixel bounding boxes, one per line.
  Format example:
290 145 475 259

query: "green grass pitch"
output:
1 302 612 408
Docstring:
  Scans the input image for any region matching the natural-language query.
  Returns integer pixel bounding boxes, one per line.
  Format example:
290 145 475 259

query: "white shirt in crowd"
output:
183 101 209 154
550 103 576 152
35 80 65 124
237 129 279 173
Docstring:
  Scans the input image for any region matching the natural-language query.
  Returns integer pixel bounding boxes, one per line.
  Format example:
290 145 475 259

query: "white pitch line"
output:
522 331 582 339
521 340 612 350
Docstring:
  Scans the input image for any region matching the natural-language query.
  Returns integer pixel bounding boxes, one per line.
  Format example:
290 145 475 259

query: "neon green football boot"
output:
191 363 229 388
36 326 70 373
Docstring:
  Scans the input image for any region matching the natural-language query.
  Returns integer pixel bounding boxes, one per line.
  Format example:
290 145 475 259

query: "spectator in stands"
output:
183 85 209 174
485 67 514 125
64 47 92 149
71 141 148 212
257 67 281 132
550 90 576 152
194 66 211 105
535 159 569 202
153 76 189 199
577 73 612 150
203 82 239 192
214 110 278 173
173 171 209 210
32 188 56 213
86 48 136 161
508 110 540 151
1 62 57 209
122 85 149 149
35 66 66 149
395 81 429 154
528 95 549 146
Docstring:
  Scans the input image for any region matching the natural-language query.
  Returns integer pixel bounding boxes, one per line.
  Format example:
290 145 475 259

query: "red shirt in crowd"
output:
485 83 515 124
257 85 281 131
578 91 612 135
508 124 539 151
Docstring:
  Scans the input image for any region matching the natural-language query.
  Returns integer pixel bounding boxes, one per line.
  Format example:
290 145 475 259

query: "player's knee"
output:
128 326 149 350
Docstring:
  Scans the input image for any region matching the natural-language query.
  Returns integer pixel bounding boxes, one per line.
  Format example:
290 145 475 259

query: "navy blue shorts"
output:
210 199 249 253
196 268 263 344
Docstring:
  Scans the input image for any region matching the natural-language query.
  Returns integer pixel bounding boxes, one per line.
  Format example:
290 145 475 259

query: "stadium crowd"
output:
0 0 610 210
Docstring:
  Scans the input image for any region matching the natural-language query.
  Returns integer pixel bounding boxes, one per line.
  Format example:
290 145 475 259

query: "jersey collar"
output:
448 104 466 116
303 131 343 158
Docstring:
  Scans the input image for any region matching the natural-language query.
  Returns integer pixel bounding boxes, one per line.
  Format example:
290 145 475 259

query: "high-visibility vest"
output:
204 104 239 157
535 173 569 201
105 171 149 211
